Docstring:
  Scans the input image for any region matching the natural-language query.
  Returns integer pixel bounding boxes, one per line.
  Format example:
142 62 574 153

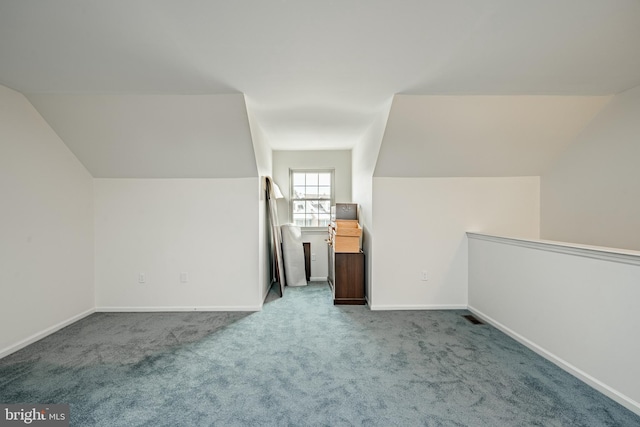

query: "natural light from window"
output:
290 170 334 227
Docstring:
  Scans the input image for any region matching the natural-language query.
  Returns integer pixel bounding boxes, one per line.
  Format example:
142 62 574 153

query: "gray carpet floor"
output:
1 282 639 426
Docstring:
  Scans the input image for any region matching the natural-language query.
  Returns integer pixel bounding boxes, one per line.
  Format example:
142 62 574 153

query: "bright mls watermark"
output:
0 405 69 426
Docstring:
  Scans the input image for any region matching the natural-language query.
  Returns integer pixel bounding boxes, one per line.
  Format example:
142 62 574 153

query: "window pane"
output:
318 186 331 199
306 173 318 186
305 201 316 213
293 186 307 199
307 214 319 227
306 187 319 198
318 214 331 227
293 201 305 214
293 173 306 186
318 201 330 213
318 173 331 186
290 169 334 228
293 214 305 226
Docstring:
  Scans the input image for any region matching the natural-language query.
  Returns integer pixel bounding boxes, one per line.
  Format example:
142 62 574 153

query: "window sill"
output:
300 227 329 234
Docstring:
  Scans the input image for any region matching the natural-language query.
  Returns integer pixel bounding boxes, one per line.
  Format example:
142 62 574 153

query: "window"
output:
290 169 334 228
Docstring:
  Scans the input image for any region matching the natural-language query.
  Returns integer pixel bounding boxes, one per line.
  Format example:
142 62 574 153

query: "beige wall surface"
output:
352 107 390 302
247 105 274 301
371 176 539 309
375 95 609 177
541 85 640 251
0 85 94 357
94 178 261 310
27 93 259 178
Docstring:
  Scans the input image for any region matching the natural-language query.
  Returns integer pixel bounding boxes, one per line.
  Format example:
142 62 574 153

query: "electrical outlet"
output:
421 271 428 281
180 272 189 283
138 273 146 283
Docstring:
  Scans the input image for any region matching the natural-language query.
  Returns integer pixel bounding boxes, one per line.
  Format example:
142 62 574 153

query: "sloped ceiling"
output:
374 95 611 177
27 94 257 178
1 1 640 177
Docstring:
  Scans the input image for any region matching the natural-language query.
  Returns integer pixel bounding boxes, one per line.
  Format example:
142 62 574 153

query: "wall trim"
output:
301 228 329 235
96 306 261 312
309 277 327 282
0 308 95 359
467 232 640 267
468 305 640 416
369 304 466 311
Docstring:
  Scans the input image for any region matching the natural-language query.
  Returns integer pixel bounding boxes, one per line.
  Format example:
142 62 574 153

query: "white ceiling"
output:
1 0 640 153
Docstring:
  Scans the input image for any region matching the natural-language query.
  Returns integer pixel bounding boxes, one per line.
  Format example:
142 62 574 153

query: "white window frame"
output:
289 168 335 230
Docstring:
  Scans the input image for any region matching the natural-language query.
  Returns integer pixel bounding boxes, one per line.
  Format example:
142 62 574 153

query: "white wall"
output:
27 93 258 179
95 178 261 311
352 105 391 302
0 85 94 357
542 85 640 251
468 234 640 415
371 177 539 310
272 150 352 279
248 104 274 301
272 150 352 223
374 95 609 177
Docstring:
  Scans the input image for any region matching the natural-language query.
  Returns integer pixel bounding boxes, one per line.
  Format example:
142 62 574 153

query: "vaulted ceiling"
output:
1 1 640 175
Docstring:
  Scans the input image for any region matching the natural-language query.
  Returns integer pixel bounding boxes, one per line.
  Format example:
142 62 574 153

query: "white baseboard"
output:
467 305 640 417
309 277 327 282
369 304 467 311
96 305 261 312
0 308 95 359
